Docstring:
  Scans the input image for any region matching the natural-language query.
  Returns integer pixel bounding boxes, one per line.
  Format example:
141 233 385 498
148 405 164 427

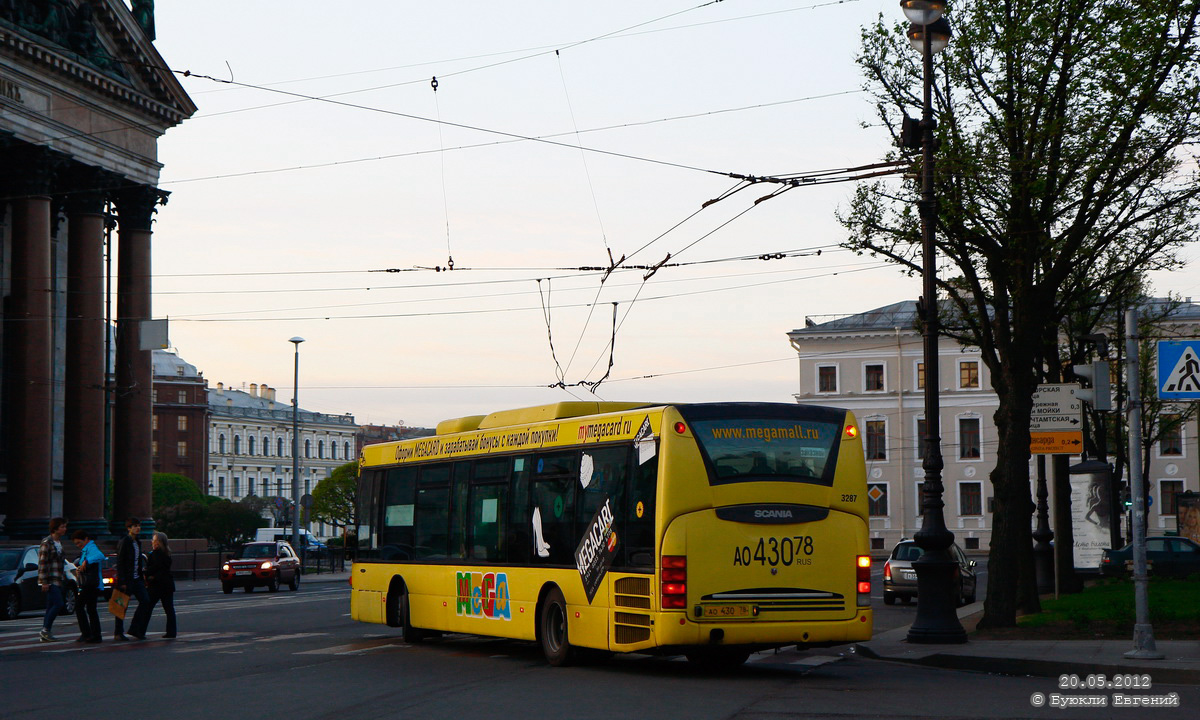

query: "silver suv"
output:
883 539 977 607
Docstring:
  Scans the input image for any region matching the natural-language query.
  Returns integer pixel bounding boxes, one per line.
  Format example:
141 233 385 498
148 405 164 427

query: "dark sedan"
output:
0 545 78 621
1101 536 1200 577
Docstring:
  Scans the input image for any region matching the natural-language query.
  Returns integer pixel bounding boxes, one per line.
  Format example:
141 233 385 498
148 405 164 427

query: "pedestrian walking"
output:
71 529 104 643
129 532 176 639
114 517 149 641
37 517 69 642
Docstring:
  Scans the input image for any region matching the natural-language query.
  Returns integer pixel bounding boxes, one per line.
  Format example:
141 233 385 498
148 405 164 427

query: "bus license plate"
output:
702 604 752 618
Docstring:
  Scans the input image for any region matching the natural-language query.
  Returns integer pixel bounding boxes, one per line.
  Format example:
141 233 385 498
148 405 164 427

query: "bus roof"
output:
436 401 652 435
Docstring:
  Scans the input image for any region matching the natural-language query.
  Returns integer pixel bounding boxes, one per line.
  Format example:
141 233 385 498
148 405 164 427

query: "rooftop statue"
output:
131 0 154 41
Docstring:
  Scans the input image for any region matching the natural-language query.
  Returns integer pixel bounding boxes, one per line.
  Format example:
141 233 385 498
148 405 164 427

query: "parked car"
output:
1100 536 1200 577
100 554 118 601
0 545 78 621
883 539 977 607
220 541 301 593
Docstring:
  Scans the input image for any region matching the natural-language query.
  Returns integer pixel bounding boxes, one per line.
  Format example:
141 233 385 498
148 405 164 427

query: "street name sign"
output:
1157 340 1200 400
1030 383 1084 455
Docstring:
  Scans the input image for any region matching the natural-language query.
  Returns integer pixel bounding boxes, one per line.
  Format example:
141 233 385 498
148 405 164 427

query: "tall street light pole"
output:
899 0 967 644
290 336 305 548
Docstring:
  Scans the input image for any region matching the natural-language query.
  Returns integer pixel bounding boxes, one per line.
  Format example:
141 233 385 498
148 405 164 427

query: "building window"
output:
151 441 158 457
959 360 980 389
234 435 241 455
915 481 925 518
263 436 270 457
959 481 983 516
249 436 256 456
277 438 284 457
1160 416 1184 456
177 441 188 458
916 362 925 390
344 442 351 459
865 363 885 392
319 440 325 459
865 419 887 460
152 414 159 431
178 390 187 403
151 389 158 403
218 477 225 496
177 415 188 431
332 443 338 460
233 478 241 497
1161 479 1184 515
959 417 982 459
915 417 927 457
277 478 283 497
305 439 311 459
304 478 311 494
219 434 226 454
964 537 980 550
867 483 889 517
263 479 270 497
248 477 255 495
817 364 838 393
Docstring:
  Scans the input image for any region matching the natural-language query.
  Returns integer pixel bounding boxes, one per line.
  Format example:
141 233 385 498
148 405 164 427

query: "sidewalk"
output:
855 603 1200 685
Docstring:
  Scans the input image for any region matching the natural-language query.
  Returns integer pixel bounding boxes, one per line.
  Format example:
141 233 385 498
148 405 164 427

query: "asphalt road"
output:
4 567 1196 720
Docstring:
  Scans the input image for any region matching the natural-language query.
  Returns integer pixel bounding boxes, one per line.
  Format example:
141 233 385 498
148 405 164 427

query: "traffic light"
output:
1120 484 1132 509
1073 360 1112 411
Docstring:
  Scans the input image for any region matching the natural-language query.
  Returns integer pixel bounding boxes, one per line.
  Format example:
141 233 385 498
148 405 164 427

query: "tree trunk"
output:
978 370 1041 628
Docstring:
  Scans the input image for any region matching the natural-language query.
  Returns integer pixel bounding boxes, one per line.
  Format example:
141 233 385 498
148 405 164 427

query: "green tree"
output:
843 1 1200 627
206 499 268 550
312 462 358 534
152 473 203 513
156 500 209 540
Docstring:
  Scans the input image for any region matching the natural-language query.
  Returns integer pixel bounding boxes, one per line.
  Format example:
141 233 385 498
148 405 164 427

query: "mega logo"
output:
455 571 512 620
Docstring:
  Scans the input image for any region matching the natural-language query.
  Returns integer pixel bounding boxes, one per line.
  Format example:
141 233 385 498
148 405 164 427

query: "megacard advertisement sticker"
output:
574 496 618 604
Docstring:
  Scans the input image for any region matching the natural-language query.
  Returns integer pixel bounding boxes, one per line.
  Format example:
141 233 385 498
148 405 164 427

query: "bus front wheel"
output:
539 587 574 667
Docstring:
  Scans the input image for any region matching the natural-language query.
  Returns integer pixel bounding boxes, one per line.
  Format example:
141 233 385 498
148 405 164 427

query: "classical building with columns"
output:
0 3 194 537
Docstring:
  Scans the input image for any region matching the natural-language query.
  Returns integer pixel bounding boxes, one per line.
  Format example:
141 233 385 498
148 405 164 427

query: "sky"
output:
144 1 1200 429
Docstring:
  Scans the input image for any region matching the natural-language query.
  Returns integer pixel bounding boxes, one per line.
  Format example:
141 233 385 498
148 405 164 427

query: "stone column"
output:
111 185 164 532
62 173 110 536
3 147 58 537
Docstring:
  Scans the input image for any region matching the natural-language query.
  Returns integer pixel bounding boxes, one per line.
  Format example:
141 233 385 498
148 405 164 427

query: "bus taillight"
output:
662 555 687 609
856 555 871 607
844 424 858 439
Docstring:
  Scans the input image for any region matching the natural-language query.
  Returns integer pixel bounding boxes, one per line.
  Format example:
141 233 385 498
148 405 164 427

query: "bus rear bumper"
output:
651 610 872 649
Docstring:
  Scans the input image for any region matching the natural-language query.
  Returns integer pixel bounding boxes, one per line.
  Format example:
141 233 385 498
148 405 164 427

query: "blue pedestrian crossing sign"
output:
1157 340 1200 399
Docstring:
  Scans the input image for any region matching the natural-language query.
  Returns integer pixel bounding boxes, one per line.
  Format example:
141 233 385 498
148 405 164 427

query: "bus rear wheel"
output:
539 587 574 667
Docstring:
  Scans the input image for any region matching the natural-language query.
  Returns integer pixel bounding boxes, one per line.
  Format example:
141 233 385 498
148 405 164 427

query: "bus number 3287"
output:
733 536 815 567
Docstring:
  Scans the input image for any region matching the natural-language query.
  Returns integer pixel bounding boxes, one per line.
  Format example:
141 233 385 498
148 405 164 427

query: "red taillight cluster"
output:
883 560 891 582
662 555 687 609
856 555 871 607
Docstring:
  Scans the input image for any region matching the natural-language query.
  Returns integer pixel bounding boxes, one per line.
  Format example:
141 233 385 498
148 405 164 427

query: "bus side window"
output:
507 456 532 564
530 451 578 565
415 463 453 559
577 446 629 565
356 469 383 560
448 463 468 561
625 446 658 569
380 466 417 561
469 458 510 562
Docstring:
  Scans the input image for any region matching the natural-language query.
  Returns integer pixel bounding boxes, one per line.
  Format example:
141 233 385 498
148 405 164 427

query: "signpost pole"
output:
1124 309 1162 660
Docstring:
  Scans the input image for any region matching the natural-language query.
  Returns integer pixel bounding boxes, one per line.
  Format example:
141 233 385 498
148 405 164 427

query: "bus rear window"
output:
688 417 841 486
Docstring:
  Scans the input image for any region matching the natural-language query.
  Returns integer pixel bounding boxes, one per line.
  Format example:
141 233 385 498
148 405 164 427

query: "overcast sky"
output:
146 1 1200 428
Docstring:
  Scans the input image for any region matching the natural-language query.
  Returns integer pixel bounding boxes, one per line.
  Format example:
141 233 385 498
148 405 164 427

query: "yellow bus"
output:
351 401 872 667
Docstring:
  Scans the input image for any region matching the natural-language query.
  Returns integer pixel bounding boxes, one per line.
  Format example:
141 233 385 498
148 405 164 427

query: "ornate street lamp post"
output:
900 0 967 644
290 336 305 548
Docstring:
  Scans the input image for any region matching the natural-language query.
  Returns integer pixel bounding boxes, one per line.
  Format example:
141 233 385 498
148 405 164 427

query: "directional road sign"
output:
1157 340 1200 400
1030 383 1084 455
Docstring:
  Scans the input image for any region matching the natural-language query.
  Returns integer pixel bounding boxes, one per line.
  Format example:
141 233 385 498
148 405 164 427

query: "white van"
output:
255 527 317 544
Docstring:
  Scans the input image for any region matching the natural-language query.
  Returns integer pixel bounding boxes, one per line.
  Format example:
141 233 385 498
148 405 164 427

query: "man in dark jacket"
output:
114 517 148 641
